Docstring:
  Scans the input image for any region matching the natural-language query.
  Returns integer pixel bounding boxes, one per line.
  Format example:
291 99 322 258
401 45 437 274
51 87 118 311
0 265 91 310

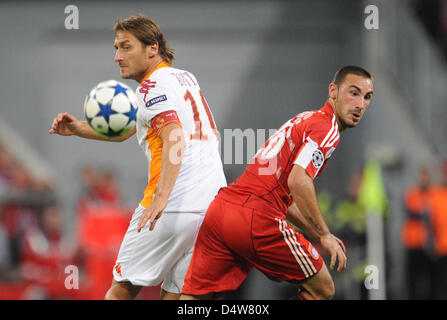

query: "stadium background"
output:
0 0 446 299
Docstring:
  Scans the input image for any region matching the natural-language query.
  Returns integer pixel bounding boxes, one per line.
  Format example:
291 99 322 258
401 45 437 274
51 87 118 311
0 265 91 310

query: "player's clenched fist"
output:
49 113 79 136
320 233 347 272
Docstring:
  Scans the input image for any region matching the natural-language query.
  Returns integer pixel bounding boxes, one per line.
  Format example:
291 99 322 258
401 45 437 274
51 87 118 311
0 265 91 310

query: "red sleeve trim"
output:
150 110 182 135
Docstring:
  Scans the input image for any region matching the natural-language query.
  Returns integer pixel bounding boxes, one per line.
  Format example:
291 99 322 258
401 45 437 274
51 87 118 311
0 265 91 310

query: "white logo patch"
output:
312 149 324 168
326 147 336 159
311 247 319 260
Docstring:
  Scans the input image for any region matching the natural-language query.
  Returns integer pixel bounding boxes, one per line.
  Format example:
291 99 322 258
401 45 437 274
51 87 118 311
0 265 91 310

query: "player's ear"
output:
147 42 159 58
328 82 337 100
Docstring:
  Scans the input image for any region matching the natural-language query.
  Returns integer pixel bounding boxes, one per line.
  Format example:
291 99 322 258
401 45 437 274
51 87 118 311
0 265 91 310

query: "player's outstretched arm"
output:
288 164 347 271
49 112 135 142
137 122 186 232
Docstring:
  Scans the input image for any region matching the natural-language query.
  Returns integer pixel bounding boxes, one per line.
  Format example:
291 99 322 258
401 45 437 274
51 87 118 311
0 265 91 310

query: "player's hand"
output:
320 233 347 272
137 198 167 232
49 113 79 136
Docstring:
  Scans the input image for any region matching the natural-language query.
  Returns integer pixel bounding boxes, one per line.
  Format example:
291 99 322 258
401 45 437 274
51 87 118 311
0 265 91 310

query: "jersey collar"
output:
139 61 170 84
321 101 335 116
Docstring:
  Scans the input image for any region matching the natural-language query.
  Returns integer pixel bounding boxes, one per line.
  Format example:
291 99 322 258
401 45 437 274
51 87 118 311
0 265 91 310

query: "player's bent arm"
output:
49 112 135 142
288 164 347 271
287 164 331 239
79 122 136 142
152 122 186 205
286 203 320 242
136 121 186 232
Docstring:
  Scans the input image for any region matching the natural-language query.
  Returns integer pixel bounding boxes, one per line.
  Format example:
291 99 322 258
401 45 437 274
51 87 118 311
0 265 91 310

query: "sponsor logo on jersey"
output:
139 80 157 101
311 149 324 168
146 94 167 108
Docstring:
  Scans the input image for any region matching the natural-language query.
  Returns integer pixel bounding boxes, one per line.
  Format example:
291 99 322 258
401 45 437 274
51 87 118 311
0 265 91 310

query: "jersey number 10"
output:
184 90 218 141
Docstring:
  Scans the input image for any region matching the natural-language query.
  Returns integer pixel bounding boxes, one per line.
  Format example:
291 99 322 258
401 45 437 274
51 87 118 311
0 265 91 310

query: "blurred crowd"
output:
316 169 371 300
401 161 447 299
407 0 447 60
317 158 447 300
0 144 159 299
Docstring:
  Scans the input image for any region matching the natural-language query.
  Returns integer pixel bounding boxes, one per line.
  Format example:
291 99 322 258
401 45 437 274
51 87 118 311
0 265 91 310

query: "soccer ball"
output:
84 80 138 137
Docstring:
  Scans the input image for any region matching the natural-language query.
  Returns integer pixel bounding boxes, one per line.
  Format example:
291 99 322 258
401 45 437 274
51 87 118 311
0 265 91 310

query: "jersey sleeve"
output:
292 117 339 180
135 77 179 126
150 110 182 136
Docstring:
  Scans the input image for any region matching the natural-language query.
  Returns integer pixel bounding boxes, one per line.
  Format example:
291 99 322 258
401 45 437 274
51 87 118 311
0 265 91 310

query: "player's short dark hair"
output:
113 14 174 65
332 65 372 86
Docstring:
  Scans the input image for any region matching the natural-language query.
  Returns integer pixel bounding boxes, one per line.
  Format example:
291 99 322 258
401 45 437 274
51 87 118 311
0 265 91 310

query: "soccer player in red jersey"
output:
181 66 374 300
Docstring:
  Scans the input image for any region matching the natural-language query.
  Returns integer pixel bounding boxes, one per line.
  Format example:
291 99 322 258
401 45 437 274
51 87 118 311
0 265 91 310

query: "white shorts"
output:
112 205 205 294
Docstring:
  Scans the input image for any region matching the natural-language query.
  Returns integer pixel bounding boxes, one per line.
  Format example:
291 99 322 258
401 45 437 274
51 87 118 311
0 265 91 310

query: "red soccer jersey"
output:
220 102 340 215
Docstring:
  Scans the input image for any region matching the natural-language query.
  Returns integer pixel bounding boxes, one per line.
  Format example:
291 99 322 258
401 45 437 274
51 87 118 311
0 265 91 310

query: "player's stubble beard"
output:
119 51 147 83
121 66 142 83
334 88 357 132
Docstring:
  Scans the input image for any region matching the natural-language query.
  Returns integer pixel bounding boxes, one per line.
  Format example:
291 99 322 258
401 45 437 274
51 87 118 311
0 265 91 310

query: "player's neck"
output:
326 99 334 109
327 99 346 133
137 56 165 83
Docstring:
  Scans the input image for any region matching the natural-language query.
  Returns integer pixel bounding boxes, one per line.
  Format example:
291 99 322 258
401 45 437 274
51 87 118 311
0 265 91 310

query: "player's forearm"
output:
288 167 331 239
290 184 330 238
75 121 131 142
73 121 109 140
286 203 320 242
153 125 185 204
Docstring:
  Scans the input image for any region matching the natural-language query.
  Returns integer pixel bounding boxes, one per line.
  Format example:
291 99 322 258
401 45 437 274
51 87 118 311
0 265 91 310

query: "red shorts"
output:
182 195 324 296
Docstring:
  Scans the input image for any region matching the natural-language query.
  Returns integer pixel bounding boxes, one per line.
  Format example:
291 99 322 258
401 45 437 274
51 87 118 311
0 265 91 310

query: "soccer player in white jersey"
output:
49 15 226 300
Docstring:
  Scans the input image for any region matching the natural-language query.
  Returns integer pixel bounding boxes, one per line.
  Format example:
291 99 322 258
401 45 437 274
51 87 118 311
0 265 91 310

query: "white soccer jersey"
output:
134 62 227 212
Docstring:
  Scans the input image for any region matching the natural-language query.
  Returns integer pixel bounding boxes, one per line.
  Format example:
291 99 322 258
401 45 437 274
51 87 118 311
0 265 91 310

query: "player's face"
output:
114 30 150 82
330 74 373 131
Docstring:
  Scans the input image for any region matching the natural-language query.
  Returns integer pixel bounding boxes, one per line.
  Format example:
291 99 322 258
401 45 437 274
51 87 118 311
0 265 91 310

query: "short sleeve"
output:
135 78 178 125
151 110 182 136
292 117 339 179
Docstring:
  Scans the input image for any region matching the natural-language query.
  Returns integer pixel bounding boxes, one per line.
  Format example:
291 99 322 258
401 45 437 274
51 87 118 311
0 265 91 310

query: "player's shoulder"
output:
302 105 333 121
136 67 175 95
155 66 196 80
149 66 199 88
144 66 174 84
300 106 336 132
